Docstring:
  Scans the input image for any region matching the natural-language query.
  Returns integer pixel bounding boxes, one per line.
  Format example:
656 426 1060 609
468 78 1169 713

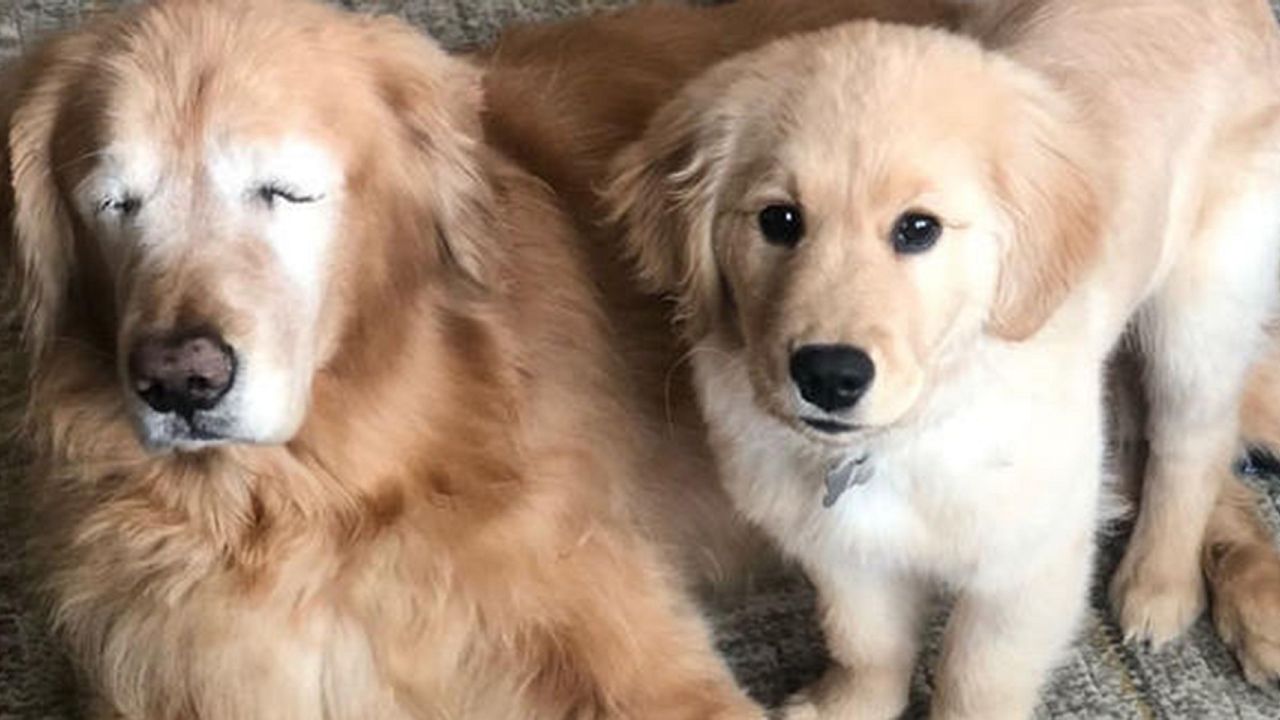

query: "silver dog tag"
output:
822 454 871 508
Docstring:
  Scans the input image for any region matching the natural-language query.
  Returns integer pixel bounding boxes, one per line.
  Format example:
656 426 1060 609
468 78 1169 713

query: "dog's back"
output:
966 0 1280 331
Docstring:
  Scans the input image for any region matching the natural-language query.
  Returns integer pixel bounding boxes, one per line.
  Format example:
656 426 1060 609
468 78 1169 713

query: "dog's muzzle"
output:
128 330 237 419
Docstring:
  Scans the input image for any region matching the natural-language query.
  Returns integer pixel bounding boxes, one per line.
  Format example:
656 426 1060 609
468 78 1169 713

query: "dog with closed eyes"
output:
0 0 781 716
600 0 1280 716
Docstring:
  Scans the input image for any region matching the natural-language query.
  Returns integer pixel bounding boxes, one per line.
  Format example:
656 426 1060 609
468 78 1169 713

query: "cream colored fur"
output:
609 1 1280 716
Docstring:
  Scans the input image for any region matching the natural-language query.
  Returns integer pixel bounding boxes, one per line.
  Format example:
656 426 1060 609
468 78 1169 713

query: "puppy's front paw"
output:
778 668 909 720
1111 548 1206 646
1207 543 1280 686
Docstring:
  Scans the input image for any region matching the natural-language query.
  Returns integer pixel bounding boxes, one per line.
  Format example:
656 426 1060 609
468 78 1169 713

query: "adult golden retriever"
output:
0 0 787 716
1 0 991 716
598 0 1280 716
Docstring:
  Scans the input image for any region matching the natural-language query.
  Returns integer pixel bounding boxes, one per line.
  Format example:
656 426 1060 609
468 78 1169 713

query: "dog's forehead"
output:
764 75 1001 224
106 70 340 161
773 31 1002 154
93 17 373 173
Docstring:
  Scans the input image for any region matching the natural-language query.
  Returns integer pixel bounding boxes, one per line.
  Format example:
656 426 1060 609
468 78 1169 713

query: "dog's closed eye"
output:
97 195 143 217
255 182 323 208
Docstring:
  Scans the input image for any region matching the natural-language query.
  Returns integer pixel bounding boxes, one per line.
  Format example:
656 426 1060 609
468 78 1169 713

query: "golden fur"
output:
0 1 786 717
601 0 1280 715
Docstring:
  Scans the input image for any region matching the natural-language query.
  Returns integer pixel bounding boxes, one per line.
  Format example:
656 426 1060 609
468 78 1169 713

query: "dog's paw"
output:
774 693 820 720
1111 551 1206 646
776 670 909 720
1208 544 1280 686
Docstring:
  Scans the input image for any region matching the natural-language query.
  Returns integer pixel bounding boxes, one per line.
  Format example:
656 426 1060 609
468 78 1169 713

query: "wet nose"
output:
789 344 875 413
129 331 236 415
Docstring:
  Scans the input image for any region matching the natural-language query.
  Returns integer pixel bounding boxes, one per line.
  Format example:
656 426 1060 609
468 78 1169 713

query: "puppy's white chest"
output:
697 353 1099 583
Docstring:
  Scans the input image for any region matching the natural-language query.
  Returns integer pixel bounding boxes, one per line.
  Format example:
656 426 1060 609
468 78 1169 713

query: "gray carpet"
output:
2 1 1280 718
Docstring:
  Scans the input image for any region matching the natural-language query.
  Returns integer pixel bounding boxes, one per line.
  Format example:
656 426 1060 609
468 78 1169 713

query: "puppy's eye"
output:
98 195 142 217
256 183 321 207
891 211 942 254
758 204 805 247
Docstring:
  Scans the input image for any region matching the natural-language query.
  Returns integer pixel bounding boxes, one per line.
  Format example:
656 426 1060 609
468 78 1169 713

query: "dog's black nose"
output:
129 331 236 416
790 344 875 413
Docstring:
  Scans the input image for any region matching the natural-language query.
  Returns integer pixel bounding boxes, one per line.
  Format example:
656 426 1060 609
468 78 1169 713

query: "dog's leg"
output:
1112 186 1280 646
1240 327 1280 454
782 564 924 720
1113 330 1280 680
546 536 764 720
930 535 1093 720
1203 468 1280 685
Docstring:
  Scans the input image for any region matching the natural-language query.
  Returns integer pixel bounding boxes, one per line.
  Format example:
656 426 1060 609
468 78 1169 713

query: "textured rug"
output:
2 1 1280 718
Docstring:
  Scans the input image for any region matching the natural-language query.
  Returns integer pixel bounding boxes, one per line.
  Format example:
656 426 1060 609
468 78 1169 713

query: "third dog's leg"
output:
1206 340 1280 684
1112 187 1280 645
1203 466 1280 685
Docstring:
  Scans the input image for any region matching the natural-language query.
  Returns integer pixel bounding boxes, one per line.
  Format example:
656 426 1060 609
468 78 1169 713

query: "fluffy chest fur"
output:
694 338 1104 590
27 375 561 720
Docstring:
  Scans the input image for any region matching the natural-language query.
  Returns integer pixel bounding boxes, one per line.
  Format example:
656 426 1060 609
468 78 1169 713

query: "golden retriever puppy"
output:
489 0 1280 696
482 0 966 592
607 0 1280 716
0 0 767 717
487 0 1280 695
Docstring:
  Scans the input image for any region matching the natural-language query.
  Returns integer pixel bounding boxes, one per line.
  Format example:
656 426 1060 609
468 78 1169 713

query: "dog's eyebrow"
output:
717 154 794 203
56 147 113 175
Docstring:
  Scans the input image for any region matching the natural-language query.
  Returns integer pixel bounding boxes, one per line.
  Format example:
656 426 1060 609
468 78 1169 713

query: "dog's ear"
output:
985 65 1100 341
2 34 95 361
362 17 493 287
606 77 735 339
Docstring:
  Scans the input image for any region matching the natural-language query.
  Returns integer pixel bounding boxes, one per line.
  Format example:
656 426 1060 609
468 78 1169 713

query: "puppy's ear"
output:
363 17 493 287
2 34 95 361
606 79 734 339
986 66 1100 341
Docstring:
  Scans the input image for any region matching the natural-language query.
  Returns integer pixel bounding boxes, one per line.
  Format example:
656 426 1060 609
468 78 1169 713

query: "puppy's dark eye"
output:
758 204 805 247
257 183 321 207
891 211 942 254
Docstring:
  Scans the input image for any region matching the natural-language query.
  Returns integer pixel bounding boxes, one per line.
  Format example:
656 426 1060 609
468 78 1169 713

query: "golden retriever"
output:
603 0 1280 716
0 0 784 716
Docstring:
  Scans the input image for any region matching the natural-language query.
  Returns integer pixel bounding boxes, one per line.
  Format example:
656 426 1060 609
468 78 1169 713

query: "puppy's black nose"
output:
790 344 875 413
129 331 236 415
